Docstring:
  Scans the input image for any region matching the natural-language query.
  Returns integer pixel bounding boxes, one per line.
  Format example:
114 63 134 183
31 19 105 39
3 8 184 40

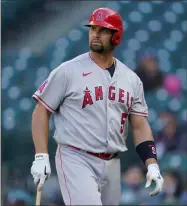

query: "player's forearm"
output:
133 121 158 165
132 118 154 146
130 115 158 167
32 103 51 154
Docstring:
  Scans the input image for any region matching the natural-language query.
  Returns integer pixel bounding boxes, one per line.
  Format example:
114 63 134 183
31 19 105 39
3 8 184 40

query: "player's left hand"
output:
145 163 164 196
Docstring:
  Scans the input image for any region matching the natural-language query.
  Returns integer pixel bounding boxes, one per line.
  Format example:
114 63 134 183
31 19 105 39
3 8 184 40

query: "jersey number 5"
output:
120 113 128 134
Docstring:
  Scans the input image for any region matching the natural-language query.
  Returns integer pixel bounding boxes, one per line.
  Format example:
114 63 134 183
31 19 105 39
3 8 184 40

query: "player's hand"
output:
145 163 164 196
31 153 51 191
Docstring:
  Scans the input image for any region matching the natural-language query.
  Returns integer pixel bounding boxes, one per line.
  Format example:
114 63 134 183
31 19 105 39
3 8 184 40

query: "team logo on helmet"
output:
96 10 103 21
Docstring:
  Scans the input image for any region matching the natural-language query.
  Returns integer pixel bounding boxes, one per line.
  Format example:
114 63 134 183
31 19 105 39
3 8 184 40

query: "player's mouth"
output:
91 39 101 44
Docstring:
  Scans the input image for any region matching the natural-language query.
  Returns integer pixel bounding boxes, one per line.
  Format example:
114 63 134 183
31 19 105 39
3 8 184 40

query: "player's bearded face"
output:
89 25 114 53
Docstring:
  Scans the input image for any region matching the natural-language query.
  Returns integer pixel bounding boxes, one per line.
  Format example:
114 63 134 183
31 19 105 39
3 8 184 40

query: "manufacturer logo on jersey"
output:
83 72 92 77
38 80 48 93
82 85 133 109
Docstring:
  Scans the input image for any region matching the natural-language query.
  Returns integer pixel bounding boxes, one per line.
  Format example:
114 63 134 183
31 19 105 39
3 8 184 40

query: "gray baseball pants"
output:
55 144 121 205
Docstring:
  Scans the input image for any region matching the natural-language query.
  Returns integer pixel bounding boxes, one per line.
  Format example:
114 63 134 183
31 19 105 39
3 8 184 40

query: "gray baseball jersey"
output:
33 52 148 153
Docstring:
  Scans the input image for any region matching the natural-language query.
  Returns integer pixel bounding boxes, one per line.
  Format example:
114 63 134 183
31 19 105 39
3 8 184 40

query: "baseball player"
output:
31 8 164 205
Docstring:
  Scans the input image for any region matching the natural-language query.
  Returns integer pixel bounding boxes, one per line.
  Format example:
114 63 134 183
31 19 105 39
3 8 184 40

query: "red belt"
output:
67 145 117 160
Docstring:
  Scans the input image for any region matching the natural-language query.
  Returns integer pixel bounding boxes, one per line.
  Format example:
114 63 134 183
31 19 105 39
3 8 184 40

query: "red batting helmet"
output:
84 8 123 46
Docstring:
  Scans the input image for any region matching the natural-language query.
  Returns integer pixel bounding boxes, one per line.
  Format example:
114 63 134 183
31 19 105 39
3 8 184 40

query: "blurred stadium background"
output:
2 0 187 205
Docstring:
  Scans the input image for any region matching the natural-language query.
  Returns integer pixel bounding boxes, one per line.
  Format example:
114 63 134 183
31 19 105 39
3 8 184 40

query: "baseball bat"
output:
36 188 42 206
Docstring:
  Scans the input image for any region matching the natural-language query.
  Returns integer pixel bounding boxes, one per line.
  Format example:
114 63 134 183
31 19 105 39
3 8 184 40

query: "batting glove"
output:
31 153 51 191
145 163 164 196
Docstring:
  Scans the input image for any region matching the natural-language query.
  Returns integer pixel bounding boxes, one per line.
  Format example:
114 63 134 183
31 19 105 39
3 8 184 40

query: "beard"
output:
90 43 104 53
89 39 114 53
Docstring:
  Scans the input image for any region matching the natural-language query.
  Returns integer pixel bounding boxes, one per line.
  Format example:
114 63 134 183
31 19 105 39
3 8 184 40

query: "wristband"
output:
136 140 157 164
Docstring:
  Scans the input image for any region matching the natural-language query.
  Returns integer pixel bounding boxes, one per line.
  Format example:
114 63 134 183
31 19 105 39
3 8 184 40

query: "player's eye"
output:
91 26 96 31
102 28 112 35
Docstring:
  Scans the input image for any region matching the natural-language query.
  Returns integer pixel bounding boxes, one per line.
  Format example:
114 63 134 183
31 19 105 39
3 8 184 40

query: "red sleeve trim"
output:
130 110 148 116
32 94 55 113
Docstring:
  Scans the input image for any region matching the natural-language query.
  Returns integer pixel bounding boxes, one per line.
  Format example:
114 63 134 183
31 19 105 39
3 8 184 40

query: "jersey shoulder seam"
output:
58 53 90 69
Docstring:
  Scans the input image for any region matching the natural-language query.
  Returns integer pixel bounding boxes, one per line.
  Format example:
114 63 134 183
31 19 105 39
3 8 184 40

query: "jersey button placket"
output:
106 80 113 147
104 69 111 81
106 64 118 148
106 82 110 146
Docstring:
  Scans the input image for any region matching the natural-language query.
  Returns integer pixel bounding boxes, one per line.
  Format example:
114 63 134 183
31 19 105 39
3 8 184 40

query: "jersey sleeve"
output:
130 78 148 117
32 65 69 113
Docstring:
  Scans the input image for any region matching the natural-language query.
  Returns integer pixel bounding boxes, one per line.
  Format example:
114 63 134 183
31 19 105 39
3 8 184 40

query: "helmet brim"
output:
84 21 118 31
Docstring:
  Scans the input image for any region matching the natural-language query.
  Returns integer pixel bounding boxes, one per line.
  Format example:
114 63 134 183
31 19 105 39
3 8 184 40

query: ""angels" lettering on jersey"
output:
82 86 134 110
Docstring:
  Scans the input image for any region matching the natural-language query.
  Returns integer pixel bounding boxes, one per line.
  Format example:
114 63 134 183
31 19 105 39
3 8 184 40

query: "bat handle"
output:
36 189 42 206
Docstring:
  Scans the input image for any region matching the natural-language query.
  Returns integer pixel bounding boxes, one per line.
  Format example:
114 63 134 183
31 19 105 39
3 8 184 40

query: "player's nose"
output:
93 34 100 39
93 29 100 38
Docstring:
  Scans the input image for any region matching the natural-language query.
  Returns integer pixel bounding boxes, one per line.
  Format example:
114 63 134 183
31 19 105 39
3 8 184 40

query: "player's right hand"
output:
31 153 51 191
